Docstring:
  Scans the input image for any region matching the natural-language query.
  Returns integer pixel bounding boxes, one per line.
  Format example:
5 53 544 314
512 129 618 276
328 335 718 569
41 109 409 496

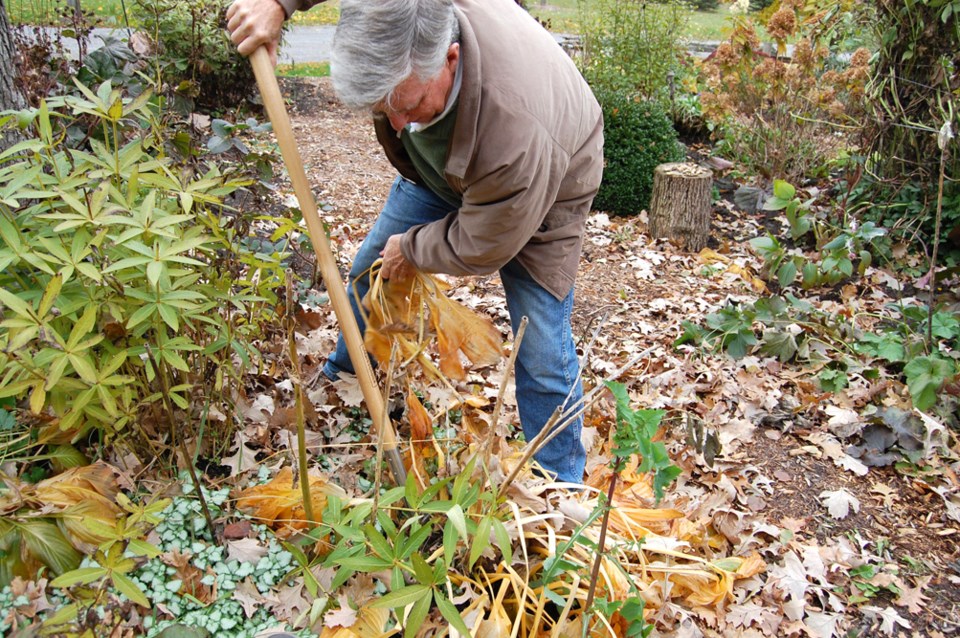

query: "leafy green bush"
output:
592 89 684 217
749 0 774 11
691 0 720 10
0 81 288 449
577 0 690 103
748 180 889 289
133 0 256 112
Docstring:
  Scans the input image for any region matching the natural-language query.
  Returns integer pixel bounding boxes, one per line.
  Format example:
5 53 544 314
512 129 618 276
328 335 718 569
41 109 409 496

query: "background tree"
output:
0 0 24 150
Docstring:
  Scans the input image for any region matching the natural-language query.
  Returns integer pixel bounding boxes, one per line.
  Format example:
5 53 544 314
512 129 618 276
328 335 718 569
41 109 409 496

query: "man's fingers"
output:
225 0 284 59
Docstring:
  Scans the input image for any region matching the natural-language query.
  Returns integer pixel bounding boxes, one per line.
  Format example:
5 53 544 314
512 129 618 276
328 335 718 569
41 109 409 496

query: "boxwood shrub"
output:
593 88 685 217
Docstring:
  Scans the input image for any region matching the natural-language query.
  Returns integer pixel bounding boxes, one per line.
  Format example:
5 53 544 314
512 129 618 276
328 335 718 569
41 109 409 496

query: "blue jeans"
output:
324 176 586 484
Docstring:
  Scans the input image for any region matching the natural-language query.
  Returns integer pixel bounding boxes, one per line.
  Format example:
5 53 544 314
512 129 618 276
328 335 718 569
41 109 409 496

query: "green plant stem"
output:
926 141 947 350
286 272 315 529
584 459 620 614
143 342 215 534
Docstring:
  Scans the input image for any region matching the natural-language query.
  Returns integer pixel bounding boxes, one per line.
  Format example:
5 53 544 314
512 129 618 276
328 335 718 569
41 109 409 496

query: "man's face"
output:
378 43 460 132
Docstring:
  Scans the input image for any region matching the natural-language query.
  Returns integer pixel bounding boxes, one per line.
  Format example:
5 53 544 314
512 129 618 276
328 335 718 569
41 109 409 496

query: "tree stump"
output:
648 162 713 252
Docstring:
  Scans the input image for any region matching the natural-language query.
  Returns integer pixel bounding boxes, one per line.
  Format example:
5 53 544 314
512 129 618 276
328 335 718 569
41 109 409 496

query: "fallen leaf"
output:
227 537 268 564
221 430 260 476
861 605 911 635
768 550 808 621
819 489 860 520
894 575 931 614
222 520 253 540
324 594 357 629
870 482 898 508
804 611 841 638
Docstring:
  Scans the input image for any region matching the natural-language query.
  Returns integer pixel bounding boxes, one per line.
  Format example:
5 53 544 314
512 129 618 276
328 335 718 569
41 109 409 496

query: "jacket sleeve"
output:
399 125 569 276
275 0 327 19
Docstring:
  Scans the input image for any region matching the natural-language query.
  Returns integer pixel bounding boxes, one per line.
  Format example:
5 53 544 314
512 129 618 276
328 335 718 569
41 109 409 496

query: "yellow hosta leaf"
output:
361 264 503 380
235 467 346 534
58 499 122 552
406 388 433 446
668 568 734 607
32 463 120 512
698 248 729 264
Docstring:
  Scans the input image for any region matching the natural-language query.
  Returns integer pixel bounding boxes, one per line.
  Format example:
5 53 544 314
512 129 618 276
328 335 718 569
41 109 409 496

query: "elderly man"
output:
227 0 603 485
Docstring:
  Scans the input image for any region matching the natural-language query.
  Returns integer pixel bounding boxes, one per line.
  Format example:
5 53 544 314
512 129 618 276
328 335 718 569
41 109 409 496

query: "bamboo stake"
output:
249 47 407 486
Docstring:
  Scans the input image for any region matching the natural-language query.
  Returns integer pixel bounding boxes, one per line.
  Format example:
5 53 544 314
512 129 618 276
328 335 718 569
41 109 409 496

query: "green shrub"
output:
749 0 774 11
691 0 720 10
577 0 690 104
0 81 289 449
133 0 256 112
593 89 684 217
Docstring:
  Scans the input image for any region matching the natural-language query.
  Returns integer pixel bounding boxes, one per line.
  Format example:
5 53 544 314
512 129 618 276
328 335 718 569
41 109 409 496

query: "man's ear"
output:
447 43 460 70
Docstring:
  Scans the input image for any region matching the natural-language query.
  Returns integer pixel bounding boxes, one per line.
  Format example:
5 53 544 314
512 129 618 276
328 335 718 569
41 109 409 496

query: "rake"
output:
249 47 407 487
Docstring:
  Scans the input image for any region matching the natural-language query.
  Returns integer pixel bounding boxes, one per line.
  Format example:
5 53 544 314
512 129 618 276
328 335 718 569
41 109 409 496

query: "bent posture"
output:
227 0 604 484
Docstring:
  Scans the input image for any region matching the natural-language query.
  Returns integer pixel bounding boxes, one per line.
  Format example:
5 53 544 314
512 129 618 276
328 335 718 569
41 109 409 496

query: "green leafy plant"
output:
847 562 902 604
591 89 685 216
678 292 958 414
577 0 691 103
0 80 289 454
133 0 257 112
749 180 888 290
273 456 512 636
855 304 959 411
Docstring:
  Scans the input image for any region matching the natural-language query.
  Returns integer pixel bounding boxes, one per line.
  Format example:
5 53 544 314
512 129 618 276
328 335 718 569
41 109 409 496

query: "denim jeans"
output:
324 176 586 484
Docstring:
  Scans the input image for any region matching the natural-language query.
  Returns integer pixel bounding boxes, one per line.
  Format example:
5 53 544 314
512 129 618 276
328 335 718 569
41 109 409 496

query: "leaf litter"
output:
5 76 959 638
246 77 960 637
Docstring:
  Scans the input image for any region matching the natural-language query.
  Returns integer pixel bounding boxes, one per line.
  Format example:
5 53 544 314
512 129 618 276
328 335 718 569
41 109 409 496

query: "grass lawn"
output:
277 61 330 77
10 0 735 39
524 1 735 39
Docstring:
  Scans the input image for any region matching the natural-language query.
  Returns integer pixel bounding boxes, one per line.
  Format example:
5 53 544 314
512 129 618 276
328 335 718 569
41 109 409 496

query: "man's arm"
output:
225 0 327 65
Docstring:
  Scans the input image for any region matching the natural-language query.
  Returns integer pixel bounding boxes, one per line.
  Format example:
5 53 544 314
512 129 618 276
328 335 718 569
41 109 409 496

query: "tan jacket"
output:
280 0 604 299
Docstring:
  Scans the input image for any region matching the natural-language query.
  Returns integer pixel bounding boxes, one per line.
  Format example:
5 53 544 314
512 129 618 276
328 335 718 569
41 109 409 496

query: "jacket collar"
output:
446 5 478 179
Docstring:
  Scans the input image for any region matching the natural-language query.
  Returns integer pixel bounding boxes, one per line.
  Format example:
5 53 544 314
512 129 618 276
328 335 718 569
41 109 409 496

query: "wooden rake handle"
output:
249 47 407 486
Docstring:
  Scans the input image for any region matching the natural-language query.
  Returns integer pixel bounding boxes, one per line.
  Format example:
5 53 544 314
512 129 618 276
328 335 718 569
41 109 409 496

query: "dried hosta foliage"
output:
235 467 347 537
0 463 123 584
361 263 504 381
27 463 122 552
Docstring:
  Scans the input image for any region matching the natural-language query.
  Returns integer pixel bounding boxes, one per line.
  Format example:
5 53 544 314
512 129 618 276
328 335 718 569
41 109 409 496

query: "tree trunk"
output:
648 162 713 252
0 0 25 151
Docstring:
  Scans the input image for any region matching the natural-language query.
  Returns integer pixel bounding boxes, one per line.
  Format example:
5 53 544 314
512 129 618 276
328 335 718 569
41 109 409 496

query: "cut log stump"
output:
648 162 713 252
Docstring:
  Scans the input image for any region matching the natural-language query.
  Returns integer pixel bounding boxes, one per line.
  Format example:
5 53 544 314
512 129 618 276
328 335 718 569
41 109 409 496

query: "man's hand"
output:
380 234 416 282
226 0 285 65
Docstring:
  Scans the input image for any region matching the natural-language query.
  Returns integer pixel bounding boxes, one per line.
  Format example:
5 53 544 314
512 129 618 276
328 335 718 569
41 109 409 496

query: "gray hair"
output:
331 0 460 110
